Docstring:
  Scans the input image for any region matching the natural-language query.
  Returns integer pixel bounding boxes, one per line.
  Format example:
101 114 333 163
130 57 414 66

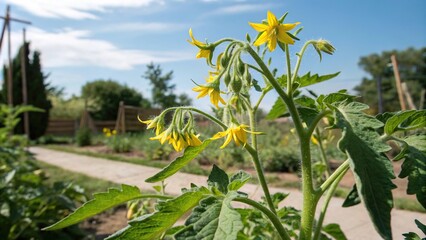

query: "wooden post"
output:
121 101 126 133
21 28 30 137
6 7 12 106
401 82 416 110
390 54 406 110
420 89 425 110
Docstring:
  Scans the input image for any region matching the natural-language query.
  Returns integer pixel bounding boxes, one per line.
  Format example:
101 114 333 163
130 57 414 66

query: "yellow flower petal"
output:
277 30 295 45
249 22 269 32
253 31 269 46
268 35 277 51
280 22 300 31
267 11 278 26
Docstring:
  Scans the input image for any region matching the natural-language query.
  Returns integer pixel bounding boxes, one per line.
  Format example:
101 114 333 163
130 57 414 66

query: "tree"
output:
354 47 426 114
81 79 150 120
2 42 52 139
143 63 192 109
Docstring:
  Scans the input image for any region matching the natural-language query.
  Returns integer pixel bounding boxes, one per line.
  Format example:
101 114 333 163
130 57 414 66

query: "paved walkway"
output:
30 147 425 240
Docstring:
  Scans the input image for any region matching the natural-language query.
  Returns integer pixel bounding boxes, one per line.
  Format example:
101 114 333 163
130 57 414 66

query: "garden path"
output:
30 147 425 240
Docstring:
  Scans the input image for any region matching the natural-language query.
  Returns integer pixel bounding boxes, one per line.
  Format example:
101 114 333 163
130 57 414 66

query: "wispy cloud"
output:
98 22 187 33
5 0 162 19
208 3 273 15
2 27 192 70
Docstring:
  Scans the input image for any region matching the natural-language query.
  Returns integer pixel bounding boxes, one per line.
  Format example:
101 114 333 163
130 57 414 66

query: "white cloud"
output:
211 3 272 15
2 27 192 70
98 22 187 33
5 0 162 19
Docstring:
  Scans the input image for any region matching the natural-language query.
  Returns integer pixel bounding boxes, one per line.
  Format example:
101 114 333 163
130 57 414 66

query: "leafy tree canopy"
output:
143 63 192 109
354 47 425 114
82 79 150 120
1 42 51 139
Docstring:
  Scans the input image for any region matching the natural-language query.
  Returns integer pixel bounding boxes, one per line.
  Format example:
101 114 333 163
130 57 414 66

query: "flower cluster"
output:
103 128 117 138
139 113 202 152
141 11 302 152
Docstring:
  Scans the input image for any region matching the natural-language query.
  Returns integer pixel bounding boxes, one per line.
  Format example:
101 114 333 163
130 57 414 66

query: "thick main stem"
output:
246 44 317 239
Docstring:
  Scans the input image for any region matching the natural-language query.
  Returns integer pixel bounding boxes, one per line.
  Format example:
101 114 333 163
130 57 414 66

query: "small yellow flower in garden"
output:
150 127 202 152
311 135 319 145
188 28 211 59
192 84 225 109
212 123 261 149
112 129 117 135
249 11 300 51
138 116 164 135
186 132 202 147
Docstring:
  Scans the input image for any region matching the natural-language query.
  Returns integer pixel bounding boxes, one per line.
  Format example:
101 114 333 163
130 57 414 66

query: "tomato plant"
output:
45 11 425 240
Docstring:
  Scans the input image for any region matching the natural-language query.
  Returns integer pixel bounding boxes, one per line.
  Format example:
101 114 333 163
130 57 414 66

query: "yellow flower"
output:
192 84 225 109
212 123 261 149
188 28 211 59
249 11 300 51
138 116 163 135
150 128 202 152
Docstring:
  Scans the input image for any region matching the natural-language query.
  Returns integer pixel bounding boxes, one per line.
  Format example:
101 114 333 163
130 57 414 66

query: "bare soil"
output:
81 206 128 240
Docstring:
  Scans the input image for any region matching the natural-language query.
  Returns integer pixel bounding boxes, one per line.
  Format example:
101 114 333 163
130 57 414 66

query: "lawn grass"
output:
41 144 425 213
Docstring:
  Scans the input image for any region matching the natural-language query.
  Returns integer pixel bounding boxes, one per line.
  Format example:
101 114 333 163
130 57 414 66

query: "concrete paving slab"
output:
30 147 425 240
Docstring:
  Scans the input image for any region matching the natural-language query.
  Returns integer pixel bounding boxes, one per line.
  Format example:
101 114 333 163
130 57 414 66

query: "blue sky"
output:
2 0 425 111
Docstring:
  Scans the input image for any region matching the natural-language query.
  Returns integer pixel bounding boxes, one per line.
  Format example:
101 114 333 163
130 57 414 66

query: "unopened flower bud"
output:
230 77 242 93
314 39 335 55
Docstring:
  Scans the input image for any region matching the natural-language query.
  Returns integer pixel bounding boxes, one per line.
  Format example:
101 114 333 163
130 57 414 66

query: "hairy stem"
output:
313 166 349 240
318 160 350 195
234 197 291 240
285 44 292 95
245 144 277 215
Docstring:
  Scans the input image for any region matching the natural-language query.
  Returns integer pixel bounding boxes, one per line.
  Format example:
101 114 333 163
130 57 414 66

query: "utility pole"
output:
390 54 407 111
0 5 31 106
21 28 30 137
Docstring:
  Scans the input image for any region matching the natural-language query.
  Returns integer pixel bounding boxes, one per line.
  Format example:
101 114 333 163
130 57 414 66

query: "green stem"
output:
234 197 291 240
246 44 317 239
316 128 331 178
165 107 227 130
245 144 277 215
253 86 272 112
313 166 348 240
306 110 331 138
318 160 350 195
291 40 316 84
285 44 292 95
299 137 318 240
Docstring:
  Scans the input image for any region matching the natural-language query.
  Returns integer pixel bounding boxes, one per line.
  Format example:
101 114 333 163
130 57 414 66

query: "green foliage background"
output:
1 42 52 139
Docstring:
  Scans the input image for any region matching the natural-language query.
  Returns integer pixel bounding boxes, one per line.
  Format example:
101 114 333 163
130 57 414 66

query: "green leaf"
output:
298 107 320 126
333 101 395 240
0 170 15 188
342 185 361 208
399 135 426 209
297 72 340 88
43 184 142 231
266 98 287 120
175 191 243 240
415 219 426 235
107 187 209 240
322 223 347 240
321 93 357 107
146 140 212 183
208 165 229 194
385 110 426 135
402 232 421 240
228 170 251 191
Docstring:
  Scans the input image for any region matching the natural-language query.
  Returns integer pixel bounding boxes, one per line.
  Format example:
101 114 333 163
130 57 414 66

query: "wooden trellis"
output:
115 101 162 133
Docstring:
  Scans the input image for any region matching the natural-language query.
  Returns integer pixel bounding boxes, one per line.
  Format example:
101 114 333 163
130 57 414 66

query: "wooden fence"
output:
45 119 78 136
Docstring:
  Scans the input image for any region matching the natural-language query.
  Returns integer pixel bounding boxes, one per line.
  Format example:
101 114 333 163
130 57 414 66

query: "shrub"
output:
75 127 91 146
